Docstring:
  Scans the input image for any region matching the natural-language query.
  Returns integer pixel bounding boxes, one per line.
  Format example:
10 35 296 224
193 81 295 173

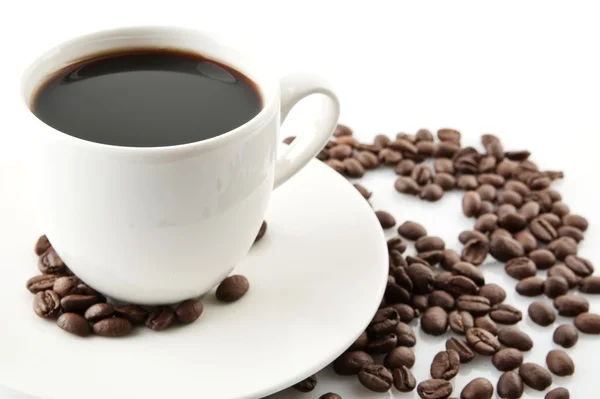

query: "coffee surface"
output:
32 49 262 147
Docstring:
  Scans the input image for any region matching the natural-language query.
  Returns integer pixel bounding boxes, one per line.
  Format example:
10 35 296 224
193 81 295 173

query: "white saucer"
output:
0 156 388 399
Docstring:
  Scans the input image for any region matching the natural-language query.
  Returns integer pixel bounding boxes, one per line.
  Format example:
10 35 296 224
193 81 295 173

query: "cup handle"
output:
274 73 340 189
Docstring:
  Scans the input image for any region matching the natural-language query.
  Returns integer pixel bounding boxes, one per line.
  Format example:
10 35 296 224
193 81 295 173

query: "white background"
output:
1 1 600 398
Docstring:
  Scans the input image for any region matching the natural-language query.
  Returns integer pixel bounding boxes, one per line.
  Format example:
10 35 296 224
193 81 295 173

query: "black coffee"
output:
32 49 262 147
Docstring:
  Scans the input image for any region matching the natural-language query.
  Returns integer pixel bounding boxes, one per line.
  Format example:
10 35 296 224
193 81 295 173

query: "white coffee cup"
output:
20 26 340 305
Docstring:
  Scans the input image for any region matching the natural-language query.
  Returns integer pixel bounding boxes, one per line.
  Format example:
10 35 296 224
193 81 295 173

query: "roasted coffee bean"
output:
395 321 417 347
394 266 413 289
444 276 479 297
52 276 82 297
481 134 504 160
422 306 449 336
574 312 600 334
454 147 480 174
389 138 418 155
216 275 249 302
530 217 557 242
461 238 489 266
333 351 374 375
546 349 574 377
416 128 434 142
505 150 531 161
293 375 317 392
390 250 407 268
380 148 403 165
354 183 372 199
474 214 497 233
498 190 523 207
478 283 506 305
492 348 524 371
175 299 203 324
490 304 522 324
417 378 453 399
429 291 456 311
329 144 353 160
545 388 570 399
358 365 393 393
457 295 491 317
374 133 391 147
397 221 427 240
519 363 552 391
388 236 407 253
565 255 594 277
92 317 133 337
84 303 115 322
529 249 556 270
579 276 600 294
498 212 527 233
411 164 433 186
489 236 524 262
390 303 416 323
385 280 411 304
459 230 488 245
543 276 569 299
474 316 498 335
438 128 461 143
355 150 379 169
445 337 475 363
145 307 175 331
375 210 396 229
61 294 101 313
528 301 556 326
516 276 545 297
435 158 454 174
33 290 61 318
343 158 365 177
452 262 485 286
490 228 512 240
497 327 533 351
34 234 52 256
496 160 518 178
513 230 537 253
476 184 496 202
504 257 537 280
38 248 66 274
349 331 369 351
460 378 493 399
367 333 397 354
114 305 148 325
431 350 460 380
457 175 479 190
449 311 474 334
466 327 500 355
478 201 495 216
408 263 434 294
505 179 530 196
548 264 580 288
395 159 415 175
334 124 352 137
557 225 584 242
395 176 421 195
393 366 416 392
315 149 329 161
319 393 341 399
562 214 588 231
526 190 553 212
384 346 415 369
419 250 445 266
462 191 482 218
433 173 456 191
368 308 400 335
553 324 578 348
325 159 346 173
478 173 505 187
519 201 540 221
551 201 570 217
546 237 578 260
282 136 296 144
26 274 58 294
553 295 589 317
497 371 524 399
56 312 90 337
441 249 461 271
416 236 445 252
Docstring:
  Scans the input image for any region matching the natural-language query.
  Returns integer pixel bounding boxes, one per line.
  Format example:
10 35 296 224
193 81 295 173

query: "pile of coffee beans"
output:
283 126 598 398
26 222 264 337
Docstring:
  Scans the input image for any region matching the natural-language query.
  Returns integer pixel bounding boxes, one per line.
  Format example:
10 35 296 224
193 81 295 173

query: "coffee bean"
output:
492 348 524 371
431 350 460 380
481 134 504 160
530 217 557 242
528 301 556 326
395 176 422 195
357 364 393 393
216 275 249 302
294 375 317 392
429 291 456 311
38 247 66 274
497 371 524 399
175 299 203 324
553 324 578 348
548 264 580 288
422 306 449 336
84 303 115 322
490 228 512 240
52 276 81 297
335 134 358 146
478 283 506 305
385 280 411 304
459 230 488 245
553 295 589 317
329 144 353 160
513 230 537 253
545 387 570 399
56 312 90 337
457 295 491 317
319 393 341 399
498 190 523 207
92 317 133 337
368 308 400 335
384 346 415 369
349 331 369 351
574 312 600 334
478 201 495 216
26 274 58 294
565 255 594 277
354 183 372 199
415 128 434 142
435 158 454 174
33 290 60 318
562 214 588 231
343 158 365 177
444 275 479 297
282 136 296 144
497 327 533 351
474 316 498 335
441 249 461 271
529 249 556 270
389 303 416 323
504 150 530 161
355 150 379 169
546 349 574 377
367 333 397 354
373 134 390 147
466 327 500 355
145 307 175 331
416 236 445 252
547 237 578 260
333 351 374 375
408 263 435 294
432 272 451 288
411 164 433 186
407 255 430 266
461 238 489 266
490 236 524 262
388 236 407 253
551 201 570 217
389 138 418 155
557 227 584 245
519 201 540 222
538 211 562 227
457 175 479 190
416 141 437 156
505 257 537 280
505 179 530 196
417 379 453 399
454 147 480 174
419 250 445 266
514 276 543 297
460 378 493 399
375 210 396 229
34 234 52 256
432 173 455 191
579 276 600 294
490 304 522 324
393 365 416 392
449 311 475 334
380 148 403 165
498 212 527 233
395 321 417 347
334 124 352 137
114 305 148 325
474 214 497 233
60 294 101 313
462 191 482 218
478 173 505 188
519 363 552 391
395 159 415 175
526 190 553 212
543 276 568 299
438 128 461 143
445 337 475 363
451 263 484 287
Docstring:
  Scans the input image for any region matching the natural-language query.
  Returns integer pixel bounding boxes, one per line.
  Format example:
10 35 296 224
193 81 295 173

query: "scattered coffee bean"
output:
474 213 497 233
390 303 416 323
368 308 400 335
449 311 475 334
355 150 379 169
319 393 341 399
38 247 66 274
61 294 101 313
466 327 500 355
398 221 427 240
564 255 594 277
528 301 556 326
519 200 540 221
497 371 524 399
528 249 556 269
456 295 491 317
462 191 482 218
461 238 489 265
553 324 578 348
343 158 365 177
474 316 498 335
334 124 352 137
530 217 557 242
460 377 493 399
438 128 461 143
513 230 537 253
348 331 369 351
547 237 578 260
354 183 372 199
26 274 58 294
175 299 204 324
574 312 600 334
544 276 569 299
519 363 552 391
478 283 506 305
114 305 148 325
34 234 51 255
333 351 374 375
430 349 460 380
492 348 524 372
294 375 317 392
579 276 600 294
490 228 512 240
516 276 545 297
417 378 453 399
478 201 495 215
93 317 133 337
457 174 479 190
429 291 456 311
145 307 175 331
393 365 417 392
395 321 417 347
357 365 393 393
329 144 352 160
459 230 488 245
416 236 446 253
375 210 396 229
548 265 580 288
499 190 523 207
395 159 415 174
408 263 435 294
441 249 461 271
489 235 524 262
505 179 530 195
557 225 584 242
84 303 115 322
367 333 398 354
490 304 522 324
446 337 475 363
504 257 537 280
562 214 588 231
216 275 249 302
57 312 90 337
497 327 533 351
545 388 570 399
384 346 415 369
553 295 589 317
422 306 449 336
444 275 479 297
546 349 574 377
377 149 401 165
52 276 82 297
